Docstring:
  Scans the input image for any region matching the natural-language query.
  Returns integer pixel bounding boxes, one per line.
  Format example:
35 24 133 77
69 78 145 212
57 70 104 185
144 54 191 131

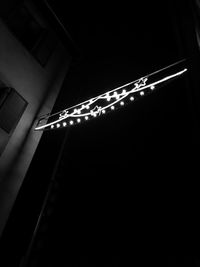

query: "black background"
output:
39 1 200 266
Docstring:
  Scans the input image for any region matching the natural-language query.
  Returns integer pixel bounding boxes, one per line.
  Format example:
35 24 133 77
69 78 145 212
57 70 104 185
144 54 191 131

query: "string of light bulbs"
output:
35 59 187 131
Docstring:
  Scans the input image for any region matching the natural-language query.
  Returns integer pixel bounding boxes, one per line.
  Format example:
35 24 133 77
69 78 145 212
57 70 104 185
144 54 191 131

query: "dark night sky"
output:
35 1 200 266
48 1 195 182
52 1 180 103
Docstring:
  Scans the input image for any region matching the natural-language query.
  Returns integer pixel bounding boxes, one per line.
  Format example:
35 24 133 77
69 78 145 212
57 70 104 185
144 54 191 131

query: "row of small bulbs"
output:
51 96 134 129
70 85 155 114
51 85 155 129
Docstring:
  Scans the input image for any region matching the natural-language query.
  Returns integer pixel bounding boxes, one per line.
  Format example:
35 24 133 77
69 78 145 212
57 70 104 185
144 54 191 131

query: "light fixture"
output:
34 60 188 131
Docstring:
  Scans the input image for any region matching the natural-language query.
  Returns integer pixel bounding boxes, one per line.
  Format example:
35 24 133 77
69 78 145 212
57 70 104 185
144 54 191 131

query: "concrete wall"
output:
0 13 71 236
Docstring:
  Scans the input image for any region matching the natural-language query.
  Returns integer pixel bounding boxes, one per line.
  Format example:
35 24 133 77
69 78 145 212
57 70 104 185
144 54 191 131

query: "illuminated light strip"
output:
35 67 187 131
35 68 187 130
56 67 183 120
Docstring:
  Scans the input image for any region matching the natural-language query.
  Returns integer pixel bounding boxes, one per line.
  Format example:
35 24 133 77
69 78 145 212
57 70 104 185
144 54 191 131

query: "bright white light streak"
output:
35 68 187 131
149 68 187 87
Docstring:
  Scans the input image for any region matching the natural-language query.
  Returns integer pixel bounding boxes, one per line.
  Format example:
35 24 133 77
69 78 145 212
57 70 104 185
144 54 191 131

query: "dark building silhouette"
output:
0 0 77 263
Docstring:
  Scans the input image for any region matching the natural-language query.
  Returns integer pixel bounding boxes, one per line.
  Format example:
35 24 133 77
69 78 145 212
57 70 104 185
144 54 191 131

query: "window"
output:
6 5 44 51
0 86 28 134
32 29 58 66
5 3 58 66
0 84 10 108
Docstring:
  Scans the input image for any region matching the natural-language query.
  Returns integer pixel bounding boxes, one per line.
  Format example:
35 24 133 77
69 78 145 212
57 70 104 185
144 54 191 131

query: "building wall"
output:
0 1 72 236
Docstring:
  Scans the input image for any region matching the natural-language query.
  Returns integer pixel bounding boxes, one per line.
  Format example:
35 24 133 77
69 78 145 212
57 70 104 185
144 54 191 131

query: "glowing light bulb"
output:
81 105 85 109
113 92 119 99
70 120 74 125
150 85 155 90
102 110 106 114
122 89 126 94
85 116 89 120
120 101 124 106
56 123 60 128
51 125 54 129
63 122 67 127
107 96 111 101
86 105 90 110
77 118 81 123
111 106 115 110
130 96 134 101
140 91 144 96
